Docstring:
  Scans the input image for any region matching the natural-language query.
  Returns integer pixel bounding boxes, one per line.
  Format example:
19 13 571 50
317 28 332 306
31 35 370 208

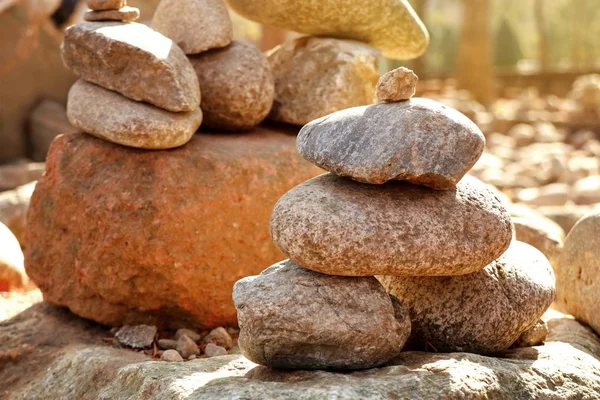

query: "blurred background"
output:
1 0 600 200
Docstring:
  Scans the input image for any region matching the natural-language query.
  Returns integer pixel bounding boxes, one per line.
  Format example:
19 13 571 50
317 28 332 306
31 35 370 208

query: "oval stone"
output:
270 174 512 276
297 98 485 189
379 241 556 354
224 0 429 60
233 259 411 370
67 80 203 149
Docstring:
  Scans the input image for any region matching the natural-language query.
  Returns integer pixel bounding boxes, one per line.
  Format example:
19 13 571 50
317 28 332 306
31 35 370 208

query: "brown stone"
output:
84 7 140 22
233 260 411 370
379 241 556 354
556 210 600 335
151 0 232 55
61 22 200 112
297 98 485 189
189 41 274 131
87 0 125 10
266 37 379 126
376 67 418 102
24 128 323 329
0 222 27 292
67 80 202 149
224 0 429 60
271 174 512 276
514 320 548 348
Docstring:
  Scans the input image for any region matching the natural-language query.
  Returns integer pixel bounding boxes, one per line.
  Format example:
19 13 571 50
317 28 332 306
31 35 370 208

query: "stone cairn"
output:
233 68 557 370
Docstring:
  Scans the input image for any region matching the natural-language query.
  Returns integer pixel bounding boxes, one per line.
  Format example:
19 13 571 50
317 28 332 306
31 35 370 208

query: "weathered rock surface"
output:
271 174 512 276
87 0 125 10
376 66 418 102
0 222 27 292
233 260 411 370
514 319 549 347
379 241 556 354
556 210 600 335
189 41 274 131
161 349 184 362
297 98 485 189
61 22 200 112
152 0 232 55
25 128 322 329
84 6 140 22
267 37 379 126
225 0 429 60
115 325 157 349
0 182 35 246
67 80 203 149
4 304 600 399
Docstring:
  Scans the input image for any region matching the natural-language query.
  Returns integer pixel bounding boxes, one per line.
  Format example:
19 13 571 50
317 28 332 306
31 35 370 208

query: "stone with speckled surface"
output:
67 80 202 149
189 41 274 131
297 98 485 189
514 319 548 347
376 66 418 102
152 0 232 55
61 22 200 112
84 6 140 22
270 174 512 276
225 0 429 60
267 37 380 126
24 129 323 330
379 241 556 354
233 259 411 370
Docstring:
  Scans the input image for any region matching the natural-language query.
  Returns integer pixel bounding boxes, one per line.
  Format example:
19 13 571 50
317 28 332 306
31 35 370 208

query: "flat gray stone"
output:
233 260 411 370
379 241 556 354
297 98 485 189
270 174 513 276
115 324 157 349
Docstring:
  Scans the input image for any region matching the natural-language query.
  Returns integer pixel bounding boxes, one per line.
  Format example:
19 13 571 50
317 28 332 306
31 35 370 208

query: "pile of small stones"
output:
233 68 556 370
64 0 274 150
112 324 237 362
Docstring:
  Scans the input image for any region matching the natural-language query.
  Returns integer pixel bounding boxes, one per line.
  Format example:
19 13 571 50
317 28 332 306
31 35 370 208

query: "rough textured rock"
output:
297 98 484 189
115 325 157 348
161 349 184 362
152 0 232 54
0 182 35 246
189 41 274 131
271 174 512 276
5 304 600 399
379 241 556 354
233 260 411 370
225 0 429 60
376 66 418 102
204 343 227 357
61 22 200 112
267 37 379 126
0 222 27 292
87 0 125 10
514 319 549 347
25 128 323 329
556 210 600 335
84 6 140 22
177 334 200 358
203 327 232 349
67 80 202 149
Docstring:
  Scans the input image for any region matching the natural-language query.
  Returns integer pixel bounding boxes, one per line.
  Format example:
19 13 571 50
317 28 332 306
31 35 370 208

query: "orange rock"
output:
25 127 322 329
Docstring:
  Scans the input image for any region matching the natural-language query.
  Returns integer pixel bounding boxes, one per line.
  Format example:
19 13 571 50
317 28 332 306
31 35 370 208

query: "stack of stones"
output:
225 0 430 126
233 68 557 370
84 0 140 22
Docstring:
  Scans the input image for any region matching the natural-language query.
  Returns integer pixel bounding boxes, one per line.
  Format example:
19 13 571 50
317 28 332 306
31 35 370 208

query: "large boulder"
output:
270 174 513 276
379 241 555 354
224 0 429 60
4 304 600 399
24 128 322 329
556 210 600 334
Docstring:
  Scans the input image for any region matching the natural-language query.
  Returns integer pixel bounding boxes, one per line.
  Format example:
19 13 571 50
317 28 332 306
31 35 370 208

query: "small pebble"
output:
175 328 201 343
204 343 228 358
203 327 233 349
161 349 184 362
188 354 197 360
176 334 200 358
157 339 177 350
115 325 157 349
87 0 125 11
84 6 140 22
514 320 549 348
376 66 418 103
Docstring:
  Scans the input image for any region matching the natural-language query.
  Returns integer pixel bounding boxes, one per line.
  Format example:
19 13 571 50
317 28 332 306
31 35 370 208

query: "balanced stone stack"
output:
226 0 430 126
234 68 557 370
84 0 141 22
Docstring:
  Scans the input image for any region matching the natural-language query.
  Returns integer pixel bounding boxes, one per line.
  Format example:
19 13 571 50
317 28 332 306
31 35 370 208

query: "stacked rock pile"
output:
233 68 556 370
84 0 140 22
226 0 430 126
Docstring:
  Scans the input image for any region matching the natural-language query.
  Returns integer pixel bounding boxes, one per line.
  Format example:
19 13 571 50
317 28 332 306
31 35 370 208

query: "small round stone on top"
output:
376 67 418 103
